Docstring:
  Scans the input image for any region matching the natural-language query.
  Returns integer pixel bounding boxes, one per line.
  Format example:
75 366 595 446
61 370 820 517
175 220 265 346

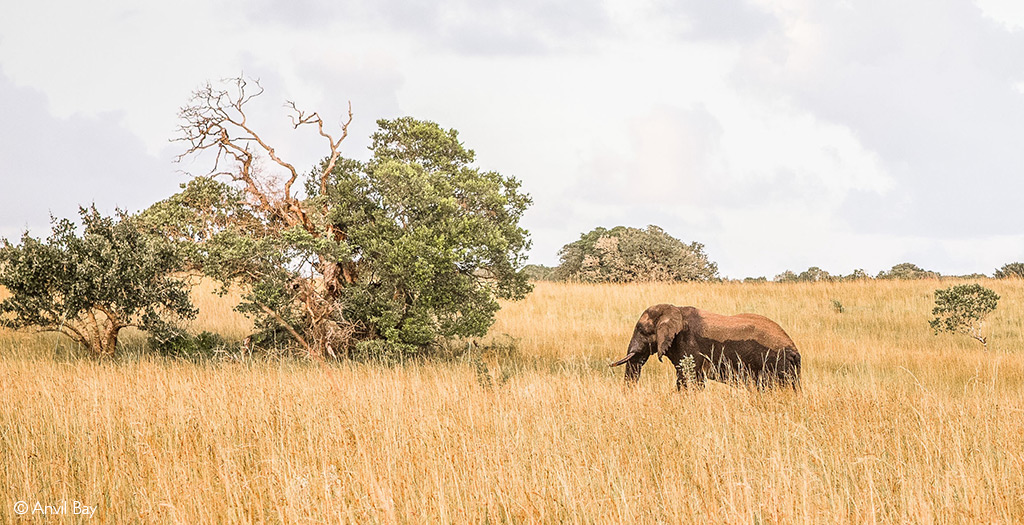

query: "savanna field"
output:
2 279 1024 523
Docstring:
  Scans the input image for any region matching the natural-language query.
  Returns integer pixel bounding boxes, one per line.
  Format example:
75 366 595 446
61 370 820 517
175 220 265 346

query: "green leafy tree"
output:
929 283 1000 350
774 266 838 283
522 264 557 281
877 262 940 280
162 78 531 359
0 207 195 356
314 117 532 351
554 225 717 283
994 262 1024 279
842 268 870 281
773 270 799 283
799 266 834 282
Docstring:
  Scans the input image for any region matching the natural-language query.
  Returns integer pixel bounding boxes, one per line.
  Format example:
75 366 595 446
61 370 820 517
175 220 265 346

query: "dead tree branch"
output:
173 76 352 229
172 75 357 359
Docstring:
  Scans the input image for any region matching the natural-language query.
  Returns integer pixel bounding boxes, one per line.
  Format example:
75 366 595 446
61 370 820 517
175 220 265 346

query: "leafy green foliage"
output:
994 262 1024 279
775 266 834 283
770 267 889 283
140 177 307 347
845 269 870 281
773 270 799 283
522 264 558 281
877 263 940 280
157 116 532 358
147 325 230 359
313 117 533 349
553 225 718 283
675 355 697 386
929 283 1000 349
0 207 195 356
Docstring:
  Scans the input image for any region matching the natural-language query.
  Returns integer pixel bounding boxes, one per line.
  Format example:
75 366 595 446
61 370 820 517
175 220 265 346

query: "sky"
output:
1 0 1024 279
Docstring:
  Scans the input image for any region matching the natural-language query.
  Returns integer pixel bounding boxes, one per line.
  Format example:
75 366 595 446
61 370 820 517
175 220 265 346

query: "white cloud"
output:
975 0 1024 30
0 72 181 235
1 0 1023 278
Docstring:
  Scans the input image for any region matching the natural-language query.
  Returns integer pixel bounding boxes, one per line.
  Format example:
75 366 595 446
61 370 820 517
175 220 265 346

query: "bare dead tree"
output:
173 76 356 359
174 77 352 225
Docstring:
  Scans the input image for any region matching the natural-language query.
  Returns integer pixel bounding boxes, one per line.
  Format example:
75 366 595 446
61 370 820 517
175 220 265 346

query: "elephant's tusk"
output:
609 352 638 367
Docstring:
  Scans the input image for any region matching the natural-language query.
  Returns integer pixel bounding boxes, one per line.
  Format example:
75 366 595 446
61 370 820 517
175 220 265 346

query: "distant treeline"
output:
759 262 1024 283
528 228 1024 284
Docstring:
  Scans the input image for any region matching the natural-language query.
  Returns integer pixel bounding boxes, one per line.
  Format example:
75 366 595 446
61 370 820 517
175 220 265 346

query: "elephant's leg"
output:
624 352 650 385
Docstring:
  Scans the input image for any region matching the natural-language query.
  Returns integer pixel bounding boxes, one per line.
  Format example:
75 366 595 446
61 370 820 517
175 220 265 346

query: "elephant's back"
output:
697 310 798 351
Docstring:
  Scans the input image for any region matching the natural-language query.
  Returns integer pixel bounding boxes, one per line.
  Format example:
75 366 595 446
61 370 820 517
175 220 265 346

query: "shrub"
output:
774 270 799 283
0 207 195 356
774 267 835 283
523 264 558 281
929 283 1000 350
878 263 940 280
842 269 870 281
994 262 1024 279
147 326 230 359
554 225 718 283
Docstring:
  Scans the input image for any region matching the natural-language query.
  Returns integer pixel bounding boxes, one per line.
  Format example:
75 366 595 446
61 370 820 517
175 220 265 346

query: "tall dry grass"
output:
2 279 1023 523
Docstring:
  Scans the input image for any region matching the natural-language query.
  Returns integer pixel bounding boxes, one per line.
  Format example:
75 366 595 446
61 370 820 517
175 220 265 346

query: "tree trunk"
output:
259 304 319 359
86 310 104 356
101 325 120 356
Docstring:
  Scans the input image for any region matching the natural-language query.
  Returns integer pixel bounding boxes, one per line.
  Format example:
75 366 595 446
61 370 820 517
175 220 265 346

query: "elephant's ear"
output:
655 307 686 360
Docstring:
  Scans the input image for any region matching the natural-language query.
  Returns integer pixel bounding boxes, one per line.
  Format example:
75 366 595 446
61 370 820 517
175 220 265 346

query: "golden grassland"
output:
2 279 1024 523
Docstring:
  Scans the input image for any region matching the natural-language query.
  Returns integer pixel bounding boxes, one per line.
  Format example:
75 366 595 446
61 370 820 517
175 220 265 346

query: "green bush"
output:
775 267 834 283
878 263 940 280
994 262 1024 279
0 207 195 357
553 225 718 283
147 326 230 359
523 264 558 281
929 283 1000 349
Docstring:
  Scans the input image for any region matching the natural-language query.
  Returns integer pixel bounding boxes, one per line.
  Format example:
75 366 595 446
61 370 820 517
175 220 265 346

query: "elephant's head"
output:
610 304 698 381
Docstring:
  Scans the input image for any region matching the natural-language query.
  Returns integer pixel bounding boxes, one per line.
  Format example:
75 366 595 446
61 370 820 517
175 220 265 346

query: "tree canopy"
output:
877 263 939 280
312 117 533 352
930 283 999 349
0 207 195 356
553 225 718 283
994 262 1024 279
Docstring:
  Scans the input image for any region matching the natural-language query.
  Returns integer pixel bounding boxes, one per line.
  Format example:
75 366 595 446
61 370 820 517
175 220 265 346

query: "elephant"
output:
609 304 801 390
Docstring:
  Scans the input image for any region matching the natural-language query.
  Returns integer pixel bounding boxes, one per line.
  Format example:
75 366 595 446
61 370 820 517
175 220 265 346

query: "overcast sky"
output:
2 0 1024 278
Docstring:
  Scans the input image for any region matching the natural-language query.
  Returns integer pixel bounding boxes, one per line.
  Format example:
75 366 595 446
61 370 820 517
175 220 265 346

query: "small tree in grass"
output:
994 262 1024 279
0 207 196 356
929 283 1000 350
